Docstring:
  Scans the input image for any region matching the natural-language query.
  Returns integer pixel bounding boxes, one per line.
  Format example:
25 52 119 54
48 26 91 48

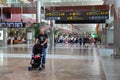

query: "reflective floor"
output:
0 44 119 80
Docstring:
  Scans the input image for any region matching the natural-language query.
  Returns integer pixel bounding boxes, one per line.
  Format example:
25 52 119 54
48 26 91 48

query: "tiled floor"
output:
98 49 120 80
0 43 117 80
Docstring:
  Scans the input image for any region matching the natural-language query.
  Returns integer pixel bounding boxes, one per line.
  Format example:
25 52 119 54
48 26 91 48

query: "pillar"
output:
104 25 108 48
113 19 120 57
113 0 120 58
0 6 7 47
106 29 114 47
100 24 106 45
50 21 55 50
0 29 7 47
36 0 42 23
3 28 8 47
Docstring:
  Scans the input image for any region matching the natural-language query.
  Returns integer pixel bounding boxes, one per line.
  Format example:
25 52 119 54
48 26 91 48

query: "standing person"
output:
89 37 95 46
35 29 48 69
83 37 86 46
98 37 101 45
79 37 83 46
94 38 98 47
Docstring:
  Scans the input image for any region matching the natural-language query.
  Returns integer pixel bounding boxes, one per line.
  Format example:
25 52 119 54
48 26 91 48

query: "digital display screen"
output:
45 10 109 20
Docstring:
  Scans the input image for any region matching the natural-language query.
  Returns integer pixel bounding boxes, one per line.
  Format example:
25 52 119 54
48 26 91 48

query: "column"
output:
0 6 7 47
106 29 114 47
113 18 120 57
50 21 55 50
99 24 106 45
29 0 41 43
36 0 42 23
114 0 120 15
49 20 55 80
3 28 8 47
104 25 108 48
0 28 8 47
113 0 120 58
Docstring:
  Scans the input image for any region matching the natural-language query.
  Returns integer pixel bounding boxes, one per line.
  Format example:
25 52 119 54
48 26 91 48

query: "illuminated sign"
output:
45 10 109 20
0 22 25 28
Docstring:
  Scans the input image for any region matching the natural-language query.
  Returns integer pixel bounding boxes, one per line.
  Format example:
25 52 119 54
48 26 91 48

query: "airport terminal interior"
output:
0 0 120 80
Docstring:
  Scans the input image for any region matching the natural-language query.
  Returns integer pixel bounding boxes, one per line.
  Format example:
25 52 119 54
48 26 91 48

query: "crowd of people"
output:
55 35 101 47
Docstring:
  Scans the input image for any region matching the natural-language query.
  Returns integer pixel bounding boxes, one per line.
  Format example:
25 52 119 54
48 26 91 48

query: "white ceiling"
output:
41 0 115 6
104 0 114 4
41 0 104 6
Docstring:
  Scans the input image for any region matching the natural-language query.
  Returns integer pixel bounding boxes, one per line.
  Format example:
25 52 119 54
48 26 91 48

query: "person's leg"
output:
79 42 82 46
42 48 47 69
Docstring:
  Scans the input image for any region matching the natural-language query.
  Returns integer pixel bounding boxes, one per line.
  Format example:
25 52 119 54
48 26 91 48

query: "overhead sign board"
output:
45 5 109 21
0 22 25 28
55 20 106 24
45 10 109 20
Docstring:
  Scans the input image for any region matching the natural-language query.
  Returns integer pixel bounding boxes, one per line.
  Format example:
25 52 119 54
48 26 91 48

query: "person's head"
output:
40 29 44 35
15 37 17 40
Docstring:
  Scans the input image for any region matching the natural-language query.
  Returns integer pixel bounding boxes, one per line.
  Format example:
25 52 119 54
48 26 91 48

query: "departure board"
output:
45 10 109 20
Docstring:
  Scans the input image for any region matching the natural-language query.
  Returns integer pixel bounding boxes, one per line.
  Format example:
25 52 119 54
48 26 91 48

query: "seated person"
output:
13 37 19 44
20 37 27 44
